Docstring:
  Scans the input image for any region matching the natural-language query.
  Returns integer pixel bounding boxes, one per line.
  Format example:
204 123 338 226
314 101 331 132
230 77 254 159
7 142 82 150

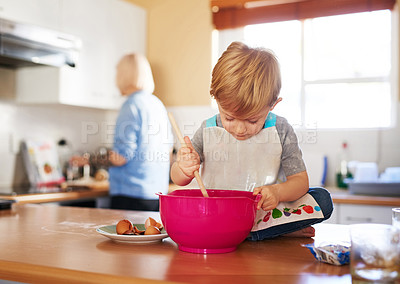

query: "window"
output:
214 10 396 129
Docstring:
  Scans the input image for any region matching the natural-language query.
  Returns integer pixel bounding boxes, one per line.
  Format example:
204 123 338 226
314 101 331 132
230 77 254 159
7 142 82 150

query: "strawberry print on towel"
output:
251 193 324 232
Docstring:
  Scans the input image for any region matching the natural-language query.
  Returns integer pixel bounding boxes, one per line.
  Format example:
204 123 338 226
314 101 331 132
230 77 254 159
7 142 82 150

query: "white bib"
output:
200 114 324 231
201 125 282 191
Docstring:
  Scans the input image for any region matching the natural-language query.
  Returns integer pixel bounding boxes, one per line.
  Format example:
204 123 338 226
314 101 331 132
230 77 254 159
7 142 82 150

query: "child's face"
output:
218 98 281 140
218 104 270 140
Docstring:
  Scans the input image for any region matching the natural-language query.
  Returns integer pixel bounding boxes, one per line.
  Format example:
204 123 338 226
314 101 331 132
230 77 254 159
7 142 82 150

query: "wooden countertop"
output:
0 181 109 204
327 187 400 207
0 204 351 284
3 182 399 207
169 184 400 207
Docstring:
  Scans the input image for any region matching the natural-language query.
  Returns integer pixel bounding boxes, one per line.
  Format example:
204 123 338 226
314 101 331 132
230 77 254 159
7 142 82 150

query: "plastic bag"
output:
303 242 350 265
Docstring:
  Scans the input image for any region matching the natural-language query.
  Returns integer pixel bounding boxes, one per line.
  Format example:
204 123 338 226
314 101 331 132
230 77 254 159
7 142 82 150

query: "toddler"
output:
171 42 333 240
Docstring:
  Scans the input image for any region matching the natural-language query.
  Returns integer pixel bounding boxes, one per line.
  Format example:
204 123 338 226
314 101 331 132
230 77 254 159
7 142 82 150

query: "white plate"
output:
96 224 169 244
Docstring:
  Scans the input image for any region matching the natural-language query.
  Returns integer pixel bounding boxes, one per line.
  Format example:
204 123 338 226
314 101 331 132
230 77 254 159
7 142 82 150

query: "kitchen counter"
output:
169 184 400 207
327 187 400 207
0 204 351 284
0 181 109 204
4 182 399 207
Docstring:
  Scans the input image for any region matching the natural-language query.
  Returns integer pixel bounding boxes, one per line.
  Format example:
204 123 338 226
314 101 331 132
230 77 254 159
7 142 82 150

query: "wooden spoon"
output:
168 112 209 198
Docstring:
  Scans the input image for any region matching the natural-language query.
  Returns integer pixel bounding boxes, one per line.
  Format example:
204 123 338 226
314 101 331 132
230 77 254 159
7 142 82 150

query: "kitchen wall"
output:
126 0 213 106
0 70 117 188
0 0 399 190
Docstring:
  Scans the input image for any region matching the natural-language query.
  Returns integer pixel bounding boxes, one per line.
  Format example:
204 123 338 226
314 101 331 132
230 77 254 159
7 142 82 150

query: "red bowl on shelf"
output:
159 189 260 254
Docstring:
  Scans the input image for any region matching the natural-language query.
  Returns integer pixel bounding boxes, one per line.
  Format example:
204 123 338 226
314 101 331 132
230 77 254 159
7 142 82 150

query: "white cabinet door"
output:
58 0 146 109
322 203 338 224
59 0 110 108
337 203 393 225
104 0 147 109
0 0 61 29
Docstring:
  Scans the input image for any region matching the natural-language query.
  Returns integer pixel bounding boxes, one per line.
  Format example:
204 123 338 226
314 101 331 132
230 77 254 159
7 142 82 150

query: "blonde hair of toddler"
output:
210 41 281 118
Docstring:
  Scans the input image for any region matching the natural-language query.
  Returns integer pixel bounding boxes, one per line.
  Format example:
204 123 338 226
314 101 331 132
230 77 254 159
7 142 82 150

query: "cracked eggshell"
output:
116 219 133 235
145 217 163 230
144 225 161 235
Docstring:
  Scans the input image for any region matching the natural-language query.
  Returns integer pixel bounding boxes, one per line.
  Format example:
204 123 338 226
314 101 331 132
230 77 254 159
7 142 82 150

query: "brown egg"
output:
116 219 133 235
144 225 161 235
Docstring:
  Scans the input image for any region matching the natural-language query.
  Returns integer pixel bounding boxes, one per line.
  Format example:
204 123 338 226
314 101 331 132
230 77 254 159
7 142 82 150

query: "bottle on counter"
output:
335 141 353 188
57 138 73 180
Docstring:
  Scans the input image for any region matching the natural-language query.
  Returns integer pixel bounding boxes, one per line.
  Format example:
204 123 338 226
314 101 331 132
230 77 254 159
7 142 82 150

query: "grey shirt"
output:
191 114 306 178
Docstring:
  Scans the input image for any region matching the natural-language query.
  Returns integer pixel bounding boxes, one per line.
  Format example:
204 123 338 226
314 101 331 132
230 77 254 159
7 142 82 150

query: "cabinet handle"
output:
346 216 373 223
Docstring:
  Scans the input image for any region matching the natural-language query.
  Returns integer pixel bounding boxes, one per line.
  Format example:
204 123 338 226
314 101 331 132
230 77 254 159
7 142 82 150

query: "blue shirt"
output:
109 90 173 199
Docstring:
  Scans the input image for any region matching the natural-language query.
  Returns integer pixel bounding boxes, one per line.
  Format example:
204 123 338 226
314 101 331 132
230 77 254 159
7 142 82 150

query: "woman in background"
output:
108 53 173 211
73 53 172 211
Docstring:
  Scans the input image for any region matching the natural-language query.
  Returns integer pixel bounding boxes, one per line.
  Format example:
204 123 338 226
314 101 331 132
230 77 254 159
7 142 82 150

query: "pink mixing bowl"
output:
159 189 260 254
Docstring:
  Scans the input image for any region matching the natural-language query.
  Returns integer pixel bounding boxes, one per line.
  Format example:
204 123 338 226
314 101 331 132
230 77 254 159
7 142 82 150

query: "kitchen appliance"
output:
0 17 81 68
159 189 260 254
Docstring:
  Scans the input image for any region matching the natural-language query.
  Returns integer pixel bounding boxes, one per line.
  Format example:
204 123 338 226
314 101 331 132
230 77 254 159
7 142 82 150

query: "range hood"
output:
0 18 81 68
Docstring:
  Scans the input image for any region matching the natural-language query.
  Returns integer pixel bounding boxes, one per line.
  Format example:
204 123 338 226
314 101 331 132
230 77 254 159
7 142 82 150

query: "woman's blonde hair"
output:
116 53 155 95
210 42 281 118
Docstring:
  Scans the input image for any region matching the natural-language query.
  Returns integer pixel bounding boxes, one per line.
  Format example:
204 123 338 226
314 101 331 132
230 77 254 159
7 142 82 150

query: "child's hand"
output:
253 185 280 211
176 136 200 179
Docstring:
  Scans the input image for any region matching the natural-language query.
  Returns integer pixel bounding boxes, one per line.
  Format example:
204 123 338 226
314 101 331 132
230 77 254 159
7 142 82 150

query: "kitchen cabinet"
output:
106 0 147 102
323 203 338 224
0 0 60 29
327 203 393 225
14 0 146 110
59 0 114 109
324 188 399 225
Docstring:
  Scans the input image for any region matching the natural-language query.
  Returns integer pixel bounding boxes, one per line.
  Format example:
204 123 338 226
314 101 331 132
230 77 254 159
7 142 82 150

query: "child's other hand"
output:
253 185 280 211
176 136 200 179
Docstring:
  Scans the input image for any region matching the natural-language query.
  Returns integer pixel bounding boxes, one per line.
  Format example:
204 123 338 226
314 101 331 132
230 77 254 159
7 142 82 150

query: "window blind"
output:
211 0 396 30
